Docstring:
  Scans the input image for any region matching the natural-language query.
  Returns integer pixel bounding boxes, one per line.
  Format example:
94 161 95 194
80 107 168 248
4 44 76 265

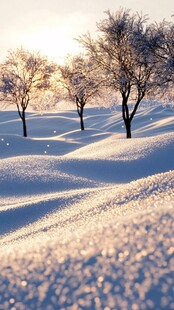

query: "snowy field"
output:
0 104 174 310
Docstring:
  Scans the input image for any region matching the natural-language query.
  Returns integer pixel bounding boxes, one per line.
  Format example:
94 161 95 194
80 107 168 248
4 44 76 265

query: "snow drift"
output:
0 104 174 310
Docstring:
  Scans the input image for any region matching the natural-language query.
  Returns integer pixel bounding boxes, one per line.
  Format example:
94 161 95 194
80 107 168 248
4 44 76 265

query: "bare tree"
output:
78 9 162 138
151 21 174 103
0 47 55 137
58 54 103 130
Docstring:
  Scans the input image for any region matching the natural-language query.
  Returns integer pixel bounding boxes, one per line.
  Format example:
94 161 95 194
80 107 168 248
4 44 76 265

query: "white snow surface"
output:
0 104 174 310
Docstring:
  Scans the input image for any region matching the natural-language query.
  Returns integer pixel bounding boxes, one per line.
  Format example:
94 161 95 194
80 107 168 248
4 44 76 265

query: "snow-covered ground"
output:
0 104 174 310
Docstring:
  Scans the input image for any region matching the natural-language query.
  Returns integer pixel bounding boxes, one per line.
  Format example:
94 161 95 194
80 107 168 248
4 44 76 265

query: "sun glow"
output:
20 11 92 64
0 0 173 65
22 28 81 63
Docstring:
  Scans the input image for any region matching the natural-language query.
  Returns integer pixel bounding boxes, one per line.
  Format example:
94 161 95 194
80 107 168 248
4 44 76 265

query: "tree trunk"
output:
79 107 85 131
122 96 132 139
22 109 27 137
76 98 85 131
125 119 131 139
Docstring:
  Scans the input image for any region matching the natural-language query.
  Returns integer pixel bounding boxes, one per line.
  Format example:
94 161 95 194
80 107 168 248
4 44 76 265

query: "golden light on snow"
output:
9 298 15 304
21 280 27 287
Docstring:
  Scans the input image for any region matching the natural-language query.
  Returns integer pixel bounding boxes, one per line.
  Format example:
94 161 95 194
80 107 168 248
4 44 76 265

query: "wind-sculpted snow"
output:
65 132 174 161
0 105 174 309
0 172 174 310
0 155 99 196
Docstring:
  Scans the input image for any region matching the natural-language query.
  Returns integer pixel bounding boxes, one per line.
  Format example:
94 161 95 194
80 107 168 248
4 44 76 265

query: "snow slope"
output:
0 104 174 310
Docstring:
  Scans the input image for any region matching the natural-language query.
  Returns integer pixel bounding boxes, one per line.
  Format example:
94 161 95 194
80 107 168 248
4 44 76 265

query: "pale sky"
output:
0 0 174 63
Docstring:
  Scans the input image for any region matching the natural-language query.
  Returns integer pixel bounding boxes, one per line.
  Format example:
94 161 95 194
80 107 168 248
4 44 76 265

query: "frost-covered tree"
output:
0 48 56 137
151 21 174 103
79 9 162 138
58 54 102 130
164 24 174 85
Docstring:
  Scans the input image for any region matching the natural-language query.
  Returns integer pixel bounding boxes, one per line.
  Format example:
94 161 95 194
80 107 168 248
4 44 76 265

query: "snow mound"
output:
0 104 174 309
0 171 174 309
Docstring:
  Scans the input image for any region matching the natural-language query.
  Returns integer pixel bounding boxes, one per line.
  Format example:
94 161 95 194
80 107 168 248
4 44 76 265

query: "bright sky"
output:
1 0 174 63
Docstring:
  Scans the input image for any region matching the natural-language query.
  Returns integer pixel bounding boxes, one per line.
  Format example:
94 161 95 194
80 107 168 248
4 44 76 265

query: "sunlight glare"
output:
23 28 81 63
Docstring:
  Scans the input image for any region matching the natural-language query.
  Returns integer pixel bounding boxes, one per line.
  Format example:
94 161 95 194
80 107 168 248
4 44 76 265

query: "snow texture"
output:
0 104 174 310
